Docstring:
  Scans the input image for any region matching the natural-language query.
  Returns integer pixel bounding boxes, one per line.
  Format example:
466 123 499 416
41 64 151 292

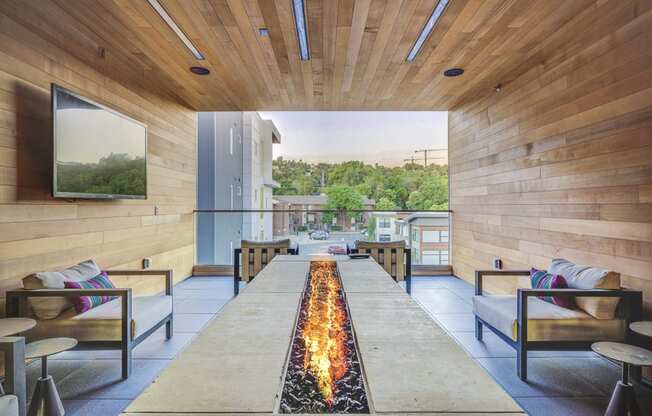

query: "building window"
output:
379 218 391 228
421 250 449 265
422 230 450 243
379 234 391 242
411 228 419 242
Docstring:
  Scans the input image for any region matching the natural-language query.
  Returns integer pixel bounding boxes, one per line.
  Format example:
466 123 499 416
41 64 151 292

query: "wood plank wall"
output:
449 0 652 315
0 8 197 305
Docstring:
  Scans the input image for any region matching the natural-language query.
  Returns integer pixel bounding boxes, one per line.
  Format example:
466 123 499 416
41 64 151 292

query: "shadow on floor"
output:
29 275 652 416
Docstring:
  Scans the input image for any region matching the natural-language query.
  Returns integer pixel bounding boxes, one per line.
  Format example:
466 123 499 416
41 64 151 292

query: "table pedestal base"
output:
605 381 640 416
28 376 64 416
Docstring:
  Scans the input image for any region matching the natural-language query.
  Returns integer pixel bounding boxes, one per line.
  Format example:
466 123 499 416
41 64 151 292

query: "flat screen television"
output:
52 84 147 199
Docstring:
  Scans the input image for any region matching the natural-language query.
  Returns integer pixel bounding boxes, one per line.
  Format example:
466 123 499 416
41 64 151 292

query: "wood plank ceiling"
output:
1 0 601 110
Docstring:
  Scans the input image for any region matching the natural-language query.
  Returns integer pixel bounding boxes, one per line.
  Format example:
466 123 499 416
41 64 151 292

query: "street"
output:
290 231 364 255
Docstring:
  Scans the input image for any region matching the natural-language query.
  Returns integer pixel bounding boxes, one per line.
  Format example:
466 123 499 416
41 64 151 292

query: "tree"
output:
406 176 448 210
322 185 364 225
375 196 395 210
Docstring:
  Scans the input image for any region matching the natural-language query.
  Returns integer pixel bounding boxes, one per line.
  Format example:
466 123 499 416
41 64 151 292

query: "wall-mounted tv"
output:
52 84 147 199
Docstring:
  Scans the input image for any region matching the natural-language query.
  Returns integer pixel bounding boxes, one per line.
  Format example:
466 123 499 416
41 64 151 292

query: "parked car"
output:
310 230 329 240
327 245 347 255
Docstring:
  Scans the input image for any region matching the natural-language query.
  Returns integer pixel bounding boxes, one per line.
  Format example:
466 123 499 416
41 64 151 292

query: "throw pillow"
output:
64 272 117 313
23 259 102 319
530 268 575 309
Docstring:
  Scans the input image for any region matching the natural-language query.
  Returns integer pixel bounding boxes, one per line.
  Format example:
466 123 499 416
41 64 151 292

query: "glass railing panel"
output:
195 210 450 267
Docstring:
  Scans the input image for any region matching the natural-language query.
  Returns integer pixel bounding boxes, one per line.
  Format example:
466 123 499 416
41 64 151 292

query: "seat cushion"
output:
25 295 172 342
473 295 626 342
0 395 19 416
22 259 102 320
548 258 621 319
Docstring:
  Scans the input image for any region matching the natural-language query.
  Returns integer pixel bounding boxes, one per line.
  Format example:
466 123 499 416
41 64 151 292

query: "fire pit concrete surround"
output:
124 255 524 415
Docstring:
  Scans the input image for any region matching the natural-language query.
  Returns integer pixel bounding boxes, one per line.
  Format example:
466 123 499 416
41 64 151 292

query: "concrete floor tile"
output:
452 331 518 358
173 298 229 314
516 396 609 416
417 297 473 314
476 357 615 398
41 359 170 400
432 313 476 332
61 399 130 416
132 330 195 359
172 313 215 333
173 288 232 300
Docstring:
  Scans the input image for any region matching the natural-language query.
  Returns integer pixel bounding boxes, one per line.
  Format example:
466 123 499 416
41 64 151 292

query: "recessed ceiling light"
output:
443 68 464 77
259 28 270 37
291 0 310 60
148 0 205 60
406 0 450 62
190 66 210 75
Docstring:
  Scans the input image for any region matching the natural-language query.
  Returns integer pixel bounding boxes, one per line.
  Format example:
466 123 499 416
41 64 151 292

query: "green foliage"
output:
406 176 448 211
273 157 448 211
322 185 363 224
375 196 396 210
57 153 146 196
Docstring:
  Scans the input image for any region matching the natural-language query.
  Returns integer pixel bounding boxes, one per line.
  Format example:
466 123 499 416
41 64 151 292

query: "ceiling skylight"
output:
406 0 450 62
147 0 205 60
291 0 310 60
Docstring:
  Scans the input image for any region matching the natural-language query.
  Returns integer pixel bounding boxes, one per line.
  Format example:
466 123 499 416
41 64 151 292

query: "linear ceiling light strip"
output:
147 0 205 60
406 0 451 62
292 0 310 60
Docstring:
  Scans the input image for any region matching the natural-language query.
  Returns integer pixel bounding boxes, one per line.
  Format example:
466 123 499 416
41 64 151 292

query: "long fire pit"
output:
280 261 369 413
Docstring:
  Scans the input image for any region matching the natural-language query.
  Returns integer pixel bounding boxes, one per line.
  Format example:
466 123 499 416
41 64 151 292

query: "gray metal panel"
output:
197 112 244 265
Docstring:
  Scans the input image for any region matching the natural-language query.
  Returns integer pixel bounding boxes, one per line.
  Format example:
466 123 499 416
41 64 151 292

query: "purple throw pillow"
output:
530 268 575 309
64 272 117 313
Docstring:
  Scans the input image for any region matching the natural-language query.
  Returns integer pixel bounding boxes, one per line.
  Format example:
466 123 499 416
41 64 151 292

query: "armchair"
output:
474 270 642 381
6 269 173 379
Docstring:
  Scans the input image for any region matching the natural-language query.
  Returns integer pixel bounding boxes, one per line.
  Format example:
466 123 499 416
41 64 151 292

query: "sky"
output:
258 111 448 166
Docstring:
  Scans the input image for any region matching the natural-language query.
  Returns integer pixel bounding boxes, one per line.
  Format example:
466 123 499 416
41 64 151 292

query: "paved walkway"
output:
26 275 652 415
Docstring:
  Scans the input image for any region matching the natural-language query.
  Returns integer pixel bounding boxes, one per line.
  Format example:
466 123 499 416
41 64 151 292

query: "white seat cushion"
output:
73 295 172 338
473 295 626 342
26 295 172 342
0 395 19 416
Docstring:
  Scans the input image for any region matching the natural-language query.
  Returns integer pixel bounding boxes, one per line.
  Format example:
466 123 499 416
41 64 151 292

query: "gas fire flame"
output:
301 261 349 407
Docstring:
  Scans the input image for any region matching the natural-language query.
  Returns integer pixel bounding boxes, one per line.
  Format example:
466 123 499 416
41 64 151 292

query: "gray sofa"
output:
473 258 643 380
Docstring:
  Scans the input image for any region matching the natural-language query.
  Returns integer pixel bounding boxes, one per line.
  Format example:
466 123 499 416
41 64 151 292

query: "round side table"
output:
592 341 652 416
0 317 36 337
630 321 652 338
25 337 77 416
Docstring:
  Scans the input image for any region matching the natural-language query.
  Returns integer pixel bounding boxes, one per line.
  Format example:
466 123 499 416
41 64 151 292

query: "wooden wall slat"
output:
449 0 652 316
0 5 196 304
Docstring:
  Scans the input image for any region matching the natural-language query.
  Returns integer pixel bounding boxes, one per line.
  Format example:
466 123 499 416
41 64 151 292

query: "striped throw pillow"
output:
530 268 575 309
64 272 117 313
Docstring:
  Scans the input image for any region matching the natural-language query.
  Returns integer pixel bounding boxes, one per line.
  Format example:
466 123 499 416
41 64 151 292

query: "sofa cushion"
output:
22 259 101 320
473 295 626 342
64 272 117 313
530 268 575 309
548 258 620 319
24 295 172 342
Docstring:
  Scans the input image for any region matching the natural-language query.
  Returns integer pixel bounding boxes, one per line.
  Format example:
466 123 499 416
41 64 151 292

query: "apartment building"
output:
405 213 450 266
197 112 280 265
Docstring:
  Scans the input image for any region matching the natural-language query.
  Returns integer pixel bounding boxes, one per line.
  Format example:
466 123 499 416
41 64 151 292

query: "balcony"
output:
1 1 651 416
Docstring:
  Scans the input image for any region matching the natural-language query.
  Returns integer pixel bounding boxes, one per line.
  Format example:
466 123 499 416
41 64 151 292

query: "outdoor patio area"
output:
19 273 650 416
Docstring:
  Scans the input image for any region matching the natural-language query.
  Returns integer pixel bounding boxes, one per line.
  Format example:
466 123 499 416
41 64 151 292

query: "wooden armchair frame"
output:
5 269 173 379
474 270 643 381
233 248 298 295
